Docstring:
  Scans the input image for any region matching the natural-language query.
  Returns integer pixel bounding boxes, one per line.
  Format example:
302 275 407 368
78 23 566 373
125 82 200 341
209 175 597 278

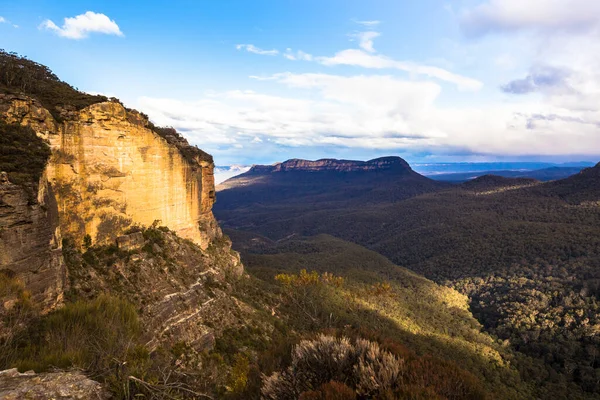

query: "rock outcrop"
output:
0 172 66 310
65 228 244 351
0 368 109 399
0 93 239 317
0 94 220 250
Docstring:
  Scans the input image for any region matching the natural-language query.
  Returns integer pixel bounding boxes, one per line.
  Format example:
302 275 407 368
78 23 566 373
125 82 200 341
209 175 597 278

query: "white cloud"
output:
137 70 600 161
461 0 600 37
257 73 441 113
354 20 381 27
236 44 279 56
350 31 380 53
284 49 313 61
318 49 483 91
40 11 123 39
138 74 443 153
0 16 17 28
214 165 251 184
234 26 481 91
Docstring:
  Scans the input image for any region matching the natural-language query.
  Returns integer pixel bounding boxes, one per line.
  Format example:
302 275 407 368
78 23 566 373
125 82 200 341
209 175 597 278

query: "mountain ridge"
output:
216 156 449 212
247 156 412 174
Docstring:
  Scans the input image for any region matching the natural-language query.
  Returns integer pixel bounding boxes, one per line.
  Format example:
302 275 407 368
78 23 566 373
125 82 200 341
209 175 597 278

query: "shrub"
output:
12 294 141 374
262 334 488 400
261 335 404 400
226 353 250 394
299 381 357 400
274 270 345 328
82 234 92 249
0 271 36 364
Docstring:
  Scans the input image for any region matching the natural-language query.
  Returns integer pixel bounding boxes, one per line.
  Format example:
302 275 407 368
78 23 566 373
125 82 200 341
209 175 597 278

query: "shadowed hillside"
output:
215 156 450 212
216 159 600 397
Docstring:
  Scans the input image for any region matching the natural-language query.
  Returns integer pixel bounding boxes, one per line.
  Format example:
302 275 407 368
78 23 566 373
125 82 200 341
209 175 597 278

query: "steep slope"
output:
0 51 245 355
0 52 251 398
62 227 243 351
227 231 600 399
538 162 600 203
0 122 65 309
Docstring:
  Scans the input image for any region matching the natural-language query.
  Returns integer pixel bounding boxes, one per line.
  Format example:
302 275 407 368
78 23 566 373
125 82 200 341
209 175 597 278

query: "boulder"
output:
0 368 110 399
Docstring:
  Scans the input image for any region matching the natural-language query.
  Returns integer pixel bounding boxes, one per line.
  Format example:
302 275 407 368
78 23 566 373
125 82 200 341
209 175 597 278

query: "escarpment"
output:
0 94 220 250
0 121 65 310
0 91 237 322
0 172 66 310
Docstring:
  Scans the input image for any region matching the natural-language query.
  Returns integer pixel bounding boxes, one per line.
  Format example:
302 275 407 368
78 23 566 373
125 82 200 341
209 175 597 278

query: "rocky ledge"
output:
0 368 109 399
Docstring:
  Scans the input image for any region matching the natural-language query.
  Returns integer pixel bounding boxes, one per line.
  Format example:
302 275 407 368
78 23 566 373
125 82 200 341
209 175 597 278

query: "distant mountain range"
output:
215 160 596 184
428 166 589 182
413 161 595 176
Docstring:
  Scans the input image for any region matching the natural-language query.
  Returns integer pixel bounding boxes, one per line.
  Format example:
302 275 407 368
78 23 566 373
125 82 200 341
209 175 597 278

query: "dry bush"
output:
261 335 404 399
299 381 357 400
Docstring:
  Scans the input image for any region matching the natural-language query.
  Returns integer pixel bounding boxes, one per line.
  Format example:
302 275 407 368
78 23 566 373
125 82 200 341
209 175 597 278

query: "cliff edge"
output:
0 94 220 250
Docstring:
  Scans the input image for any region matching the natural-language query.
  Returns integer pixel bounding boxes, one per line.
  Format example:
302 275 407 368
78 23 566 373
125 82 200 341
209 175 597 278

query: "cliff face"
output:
0 173 65 310
0 94 220 249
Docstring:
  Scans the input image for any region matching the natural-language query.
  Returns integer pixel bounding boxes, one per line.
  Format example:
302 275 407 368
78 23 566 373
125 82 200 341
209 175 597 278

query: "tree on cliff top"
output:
0 50 107 120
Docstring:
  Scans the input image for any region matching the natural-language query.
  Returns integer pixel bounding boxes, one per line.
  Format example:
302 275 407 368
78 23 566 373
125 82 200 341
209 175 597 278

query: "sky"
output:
1 0 600 168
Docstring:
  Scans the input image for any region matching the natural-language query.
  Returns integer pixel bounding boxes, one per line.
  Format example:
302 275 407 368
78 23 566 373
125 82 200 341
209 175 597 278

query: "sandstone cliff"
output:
0 92 237 316
0 172 66 310
0 94 220 250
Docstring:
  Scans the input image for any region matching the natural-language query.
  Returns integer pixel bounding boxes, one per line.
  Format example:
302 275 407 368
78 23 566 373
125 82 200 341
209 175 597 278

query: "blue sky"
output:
1 0 600 167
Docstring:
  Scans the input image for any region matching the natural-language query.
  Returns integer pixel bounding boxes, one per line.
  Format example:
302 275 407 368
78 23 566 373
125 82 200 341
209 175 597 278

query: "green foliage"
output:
149 125 213 164
456 261 600 393
82 234 92 249
0 271 36 364
0 121 51 188
0 49 107 121
275 269 344 288
0 293 208 399
226 353 250 394
227 234 537 399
